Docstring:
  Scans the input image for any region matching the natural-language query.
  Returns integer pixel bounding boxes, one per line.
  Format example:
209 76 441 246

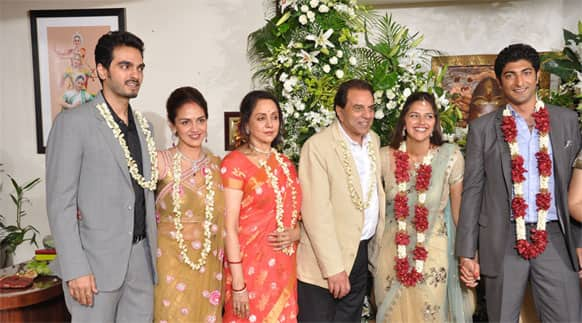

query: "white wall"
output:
0 0 267 263
0 0 580 262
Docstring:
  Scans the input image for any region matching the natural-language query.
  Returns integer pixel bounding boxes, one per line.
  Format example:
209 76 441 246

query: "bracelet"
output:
227 259 242 264
231 283 247 293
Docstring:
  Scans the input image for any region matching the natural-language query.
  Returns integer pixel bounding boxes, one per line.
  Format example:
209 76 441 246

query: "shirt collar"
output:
103 92 135 127
338 121 371 147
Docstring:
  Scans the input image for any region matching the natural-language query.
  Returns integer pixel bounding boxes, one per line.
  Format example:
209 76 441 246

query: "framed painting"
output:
30 8 126 153
224 112 241 151
431 54 550 125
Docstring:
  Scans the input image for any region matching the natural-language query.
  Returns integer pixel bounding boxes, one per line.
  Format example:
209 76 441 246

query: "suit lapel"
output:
548 106 565 189
332 122 365 202
92 93 132 186
494 108 513 197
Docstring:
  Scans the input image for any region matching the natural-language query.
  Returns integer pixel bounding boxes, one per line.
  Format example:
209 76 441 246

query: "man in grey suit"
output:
456 43 582 322
46 31 158 322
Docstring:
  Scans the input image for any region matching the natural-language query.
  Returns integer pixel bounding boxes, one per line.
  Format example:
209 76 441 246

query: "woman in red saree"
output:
221 90 301 322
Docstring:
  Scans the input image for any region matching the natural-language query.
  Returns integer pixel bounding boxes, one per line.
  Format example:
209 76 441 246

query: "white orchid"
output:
306 29 335 50
279 72 289 82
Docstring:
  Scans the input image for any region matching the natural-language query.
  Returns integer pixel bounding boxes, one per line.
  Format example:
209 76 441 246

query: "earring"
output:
172 132 178 147
402 128 406 137
245 127 250 136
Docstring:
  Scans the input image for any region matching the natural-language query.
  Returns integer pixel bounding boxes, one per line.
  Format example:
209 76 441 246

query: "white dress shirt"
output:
338 123 379 240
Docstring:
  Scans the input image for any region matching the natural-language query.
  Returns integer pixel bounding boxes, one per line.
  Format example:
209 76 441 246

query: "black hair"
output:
334 79 374 109
238 90 284 147
389 91 443 149
494 43 540 81
94 31 144 83
166 86 208 125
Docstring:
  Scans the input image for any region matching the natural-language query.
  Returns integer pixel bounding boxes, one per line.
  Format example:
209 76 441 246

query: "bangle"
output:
231 283 246 293
227 259 242 264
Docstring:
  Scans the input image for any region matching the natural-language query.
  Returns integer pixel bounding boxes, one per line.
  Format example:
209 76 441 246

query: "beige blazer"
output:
297 121 386 288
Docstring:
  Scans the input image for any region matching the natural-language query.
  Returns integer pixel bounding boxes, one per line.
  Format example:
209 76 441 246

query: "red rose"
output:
511 196 528 218
415 164 432 191
413 206 429 232
393 151 410 183
501 116 517 142
536 151 552 177
394 194 409 219
395 231 410 245
511 155 527 183
394 257 410 272
535 192 552 211
413 246 428 261
533 107 551 133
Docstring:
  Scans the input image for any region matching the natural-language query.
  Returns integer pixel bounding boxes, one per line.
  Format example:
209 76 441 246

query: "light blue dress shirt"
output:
509 106 557 223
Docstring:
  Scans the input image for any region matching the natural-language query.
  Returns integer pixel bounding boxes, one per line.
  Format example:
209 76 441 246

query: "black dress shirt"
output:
105 100 146 239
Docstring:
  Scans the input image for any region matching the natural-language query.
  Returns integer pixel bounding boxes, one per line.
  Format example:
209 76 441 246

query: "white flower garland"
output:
172 151 215 271
339 140 376 211
396 142 434 274
96 103 158 190
259 149 299 255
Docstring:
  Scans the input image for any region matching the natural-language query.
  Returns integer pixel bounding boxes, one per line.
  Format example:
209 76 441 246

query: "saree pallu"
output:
221 151 301 323
154 151 226 323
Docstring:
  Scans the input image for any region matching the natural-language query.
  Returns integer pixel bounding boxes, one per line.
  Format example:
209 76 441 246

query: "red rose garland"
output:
392 142 434 287
500 101 550 260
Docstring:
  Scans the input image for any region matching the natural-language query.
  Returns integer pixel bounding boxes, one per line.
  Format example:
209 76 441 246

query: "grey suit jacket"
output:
455 105 582 276
46 92 158 291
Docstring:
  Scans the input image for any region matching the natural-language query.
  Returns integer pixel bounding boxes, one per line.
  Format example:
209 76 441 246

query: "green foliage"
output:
540 20 582 126
26 259 52 275
0 175 41 255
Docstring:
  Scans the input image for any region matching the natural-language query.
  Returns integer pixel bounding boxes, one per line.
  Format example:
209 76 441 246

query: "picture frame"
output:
431 54 550 125
224 112 241 151
30 8 126 153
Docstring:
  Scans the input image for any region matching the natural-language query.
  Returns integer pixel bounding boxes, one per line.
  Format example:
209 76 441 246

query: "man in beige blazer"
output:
297 79 385 322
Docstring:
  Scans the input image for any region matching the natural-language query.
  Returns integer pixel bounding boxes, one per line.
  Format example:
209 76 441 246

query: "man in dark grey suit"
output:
46 31 158 322
456 44 582 322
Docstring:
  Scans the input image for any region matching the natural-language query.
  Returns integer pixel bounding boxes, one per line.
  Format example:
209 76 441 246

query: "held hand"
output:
67 274 98 306
268 227 299 250
327 271 350 299
459 257 480 288
232 287 250 319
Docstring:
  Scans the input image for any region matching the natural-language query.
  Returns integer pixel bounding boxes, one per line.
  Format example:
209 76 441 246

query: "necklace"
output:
393 141 433 287
249 142 272 155
338 139 376 211
171 151 215 271
259 148 299 255
96 103 158 190
176 147 207 174
501 99 550 260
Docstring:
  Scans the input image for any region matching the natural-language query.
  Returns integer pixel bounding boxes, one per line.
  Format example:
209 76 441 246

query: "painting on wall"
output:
30 8 125 153
224 112 241 151
431 54 550 126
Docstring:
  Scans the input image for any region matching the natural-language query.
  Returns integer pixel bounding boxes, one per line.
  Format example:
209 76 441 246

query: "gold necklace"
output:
249 142 272 155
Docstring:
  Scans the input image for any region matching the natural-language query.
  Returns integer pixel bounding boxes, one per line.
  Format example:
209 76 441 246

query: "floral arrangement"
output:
248 0 460 161
540 21 582 124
